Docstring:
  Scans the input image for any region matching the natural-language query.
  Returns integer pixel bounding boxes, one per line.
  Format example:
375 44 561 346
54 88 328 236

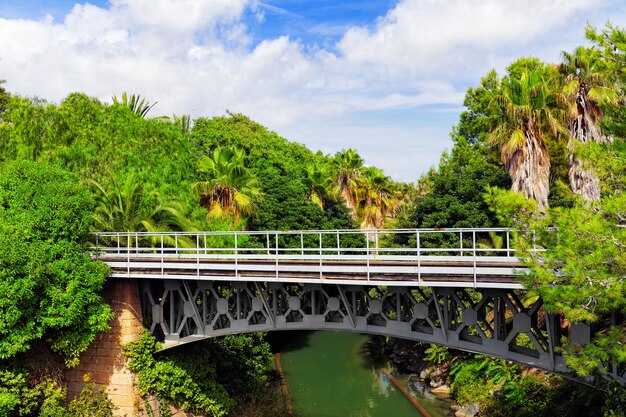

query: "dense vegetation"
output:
396 23 626 416
0 21 624 417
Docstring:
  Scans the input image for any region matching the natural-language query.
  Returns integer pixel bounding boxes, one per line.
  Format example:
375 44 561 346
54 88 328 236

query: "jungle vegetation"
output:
0 22 624 417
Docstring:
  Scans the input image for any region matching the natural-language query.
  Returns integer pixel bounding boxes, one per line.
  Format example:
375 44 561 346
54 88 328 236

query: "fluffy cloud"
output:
0 0 621 180
336 0 594 76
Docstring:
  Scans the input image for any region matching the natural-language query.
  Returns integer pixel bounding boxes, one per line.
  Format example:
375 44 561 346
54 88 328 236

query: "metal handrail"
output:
89 228 529 260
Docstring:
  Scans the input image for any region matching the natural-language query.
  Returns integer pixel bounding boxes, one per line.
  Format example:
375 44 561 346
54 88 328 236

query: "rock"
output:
430 378 443 388
455 403 480 417
430 384 451 396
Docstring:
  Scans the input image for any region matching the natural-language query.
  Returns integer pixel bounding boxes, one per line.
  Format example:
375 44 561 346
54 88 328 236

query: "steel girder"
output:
140 279 625 384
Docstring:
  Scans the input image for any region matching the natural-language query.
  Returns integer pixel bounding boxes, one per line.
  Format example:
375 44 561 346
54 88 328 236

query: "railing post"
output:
117 232 120 255
300 231 304 256
175 233 178 255
135 232 138 255
336 230 340 256
234 232 238 279
275 233 279 280
417 230 421 285
472 230 477 288
95 234 99 260
127 232 130 277
506 230 510 257
267 233 271 256
161 234 164 278
366 232 370 282
319 232 323 279
197 233 200 277
375 229 379 259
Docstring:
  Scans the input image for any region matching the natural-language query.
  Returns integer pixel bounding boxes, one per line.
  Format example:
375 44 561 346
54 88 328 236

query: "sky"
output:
1 0 626 182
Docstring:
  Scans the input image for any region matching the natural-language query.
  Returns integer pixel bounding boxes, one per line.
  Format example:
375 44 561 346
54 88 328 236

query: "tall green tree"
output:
397 137 509 231
90 172 192 245
193 147 262 222
302 162 333 210
558 46 617 202
488 60 567 210
585 23 626 139
112 92 157 118
0 161 112 366
332 149 363 216
356 167 397 230
485 138 626 379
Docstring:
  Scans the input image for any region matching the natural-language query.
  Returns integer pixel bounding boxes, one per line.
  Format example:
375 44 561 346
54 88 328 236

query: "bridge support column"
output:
65 280 144 417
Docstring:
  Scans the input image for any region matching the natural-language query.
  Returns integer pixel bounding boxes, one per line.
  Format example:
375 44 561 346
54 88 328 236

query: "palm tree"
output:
332 149 363 216
302 162 332 210
558 46 617 201
192 147 262 221
356 167 398 231
90 172 193 246
112 92 157 118
488 65 566 210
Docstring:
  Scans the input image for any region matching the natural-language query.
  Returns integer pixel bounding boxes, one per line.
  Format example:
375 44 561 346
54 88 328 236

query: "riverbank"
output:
383 338 614 417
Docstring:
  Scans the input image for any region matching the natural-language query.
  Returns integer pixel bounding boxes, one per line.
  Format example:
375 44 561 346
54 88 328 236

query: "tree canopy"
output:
0 161 112 365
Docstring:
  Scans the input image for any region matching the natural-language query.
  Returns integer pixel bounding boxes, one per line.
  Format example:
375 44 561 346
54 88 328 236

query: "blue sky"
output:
1 1 625 181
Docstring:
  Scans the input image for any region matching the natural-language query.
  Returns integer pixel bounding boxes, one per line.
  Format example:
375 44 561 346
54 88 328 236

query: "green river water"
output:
276 331 454 417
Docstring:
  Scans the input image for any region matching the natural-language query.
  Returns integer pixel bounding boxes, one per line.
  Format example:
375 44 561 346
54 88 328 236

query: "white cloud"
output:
336 0 596 77
0 0 623 180
109 0 247 32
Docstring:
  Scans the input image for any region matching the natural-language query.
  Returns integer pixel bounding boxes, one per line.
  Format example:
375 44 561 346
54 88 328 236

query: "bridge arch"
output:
141 279 576 375
91 228 625 384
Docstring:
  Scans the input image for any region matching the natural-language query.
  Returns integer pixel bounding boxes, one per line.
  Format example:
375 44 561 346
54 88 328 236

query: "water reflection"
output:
276 331 453 417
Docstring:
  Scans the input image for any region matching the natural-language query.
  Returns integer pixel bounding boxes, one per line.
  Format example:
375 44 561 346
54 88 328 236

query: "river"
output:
272 331 454 417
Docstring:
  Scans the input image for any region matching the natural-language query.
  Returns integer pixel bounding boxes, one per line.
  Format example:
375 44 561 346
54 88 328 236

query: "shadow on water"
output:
266 330 314 353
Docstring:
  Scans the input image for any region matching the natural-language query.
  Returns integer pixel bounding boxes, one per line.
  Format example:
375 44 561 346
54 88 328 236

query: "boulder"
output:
455 403 480 417
430 384 451 397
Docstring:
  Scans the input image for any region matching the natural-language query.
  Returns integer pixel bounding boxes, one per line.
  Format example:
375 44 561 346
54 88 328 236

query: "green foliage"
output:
423 344 451 365
0 359 114 417
125 331 234 416
112 92 156 118
200 333 273 399
482 374 605 417
66 377 114 417
191 113 357 232
487 138 626 378
125 331 277 416
0 80 10 117
396 138 509 246
449 356 521 406
0 161 112 365
193 146 262 221
0 369 65 416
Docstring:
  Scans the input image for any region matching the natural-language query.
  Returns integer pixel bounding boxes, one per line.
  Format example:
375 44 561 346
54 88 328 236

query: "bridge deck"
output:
98 255 526 288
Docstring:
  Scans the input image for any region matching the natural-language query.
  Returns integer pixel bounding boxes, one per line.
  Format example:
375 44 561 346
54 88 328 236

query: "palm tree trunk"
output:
506 125 550 210
568 152 601 202
568 90 610 202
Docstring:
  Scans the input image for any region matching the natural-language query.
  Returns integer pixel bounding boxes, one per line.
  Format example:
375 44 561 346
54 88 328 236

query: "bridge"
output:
91 227 625 384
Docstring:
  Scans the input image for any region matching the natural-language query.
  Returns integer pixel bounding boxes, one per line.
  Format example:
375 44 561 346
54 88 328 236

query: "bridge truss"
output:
91 228 625 384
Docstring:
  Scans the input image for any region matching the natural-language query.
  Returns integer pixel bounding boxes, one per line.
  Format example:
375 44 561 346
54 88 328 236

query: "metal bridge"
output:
91 228 625 384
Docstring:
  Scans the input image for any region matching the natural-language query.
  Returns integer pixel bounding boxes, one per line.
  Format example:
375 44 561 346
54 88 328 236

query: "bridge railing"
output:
89 227 521 260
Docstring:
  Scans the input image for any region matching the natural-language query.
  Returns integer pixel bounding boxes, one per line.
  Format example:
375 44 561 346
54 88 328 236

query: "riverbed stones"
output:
455 403 480 417
430 384 451 396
